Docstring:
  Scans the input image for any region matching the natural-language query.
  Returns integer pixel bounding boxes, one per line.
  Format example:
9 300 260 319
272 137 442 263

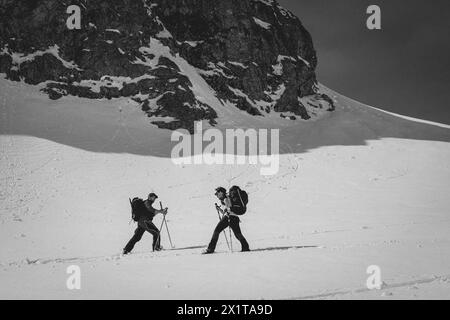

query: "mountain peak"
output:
0 0 334 132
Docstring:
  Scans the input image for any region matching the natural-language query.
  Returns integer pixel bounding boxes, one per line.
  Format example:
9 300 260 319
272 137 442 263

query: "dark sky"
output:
278 0 450 124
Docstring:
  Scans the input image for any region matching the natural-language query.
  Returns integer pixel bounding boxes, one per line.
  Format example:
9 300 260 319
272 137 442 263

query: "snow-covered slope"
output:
0 77 449 299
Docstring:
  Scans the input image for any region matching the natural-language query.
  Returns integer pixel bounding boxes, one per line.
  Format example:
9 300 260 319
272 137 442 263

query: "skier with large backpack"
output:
123 193 168 255
203 186 250 254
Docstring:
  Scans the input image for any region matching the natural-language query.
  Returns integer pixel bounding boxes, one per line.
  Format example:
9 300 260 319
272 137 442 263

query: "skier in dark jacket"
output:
203 187 250 254
123 193 167 254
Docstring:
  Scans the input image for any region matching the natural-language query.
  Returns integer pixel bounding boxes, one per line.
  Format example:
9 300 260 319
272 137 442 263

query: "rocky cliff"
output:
0 0 334 132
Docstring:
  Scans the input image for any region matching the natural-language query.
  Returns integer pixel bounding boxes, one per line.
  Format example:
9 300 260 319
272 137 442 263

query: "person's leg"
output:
124 226 145 254
207 216 229 252
143 220 161 250
230 217 250 251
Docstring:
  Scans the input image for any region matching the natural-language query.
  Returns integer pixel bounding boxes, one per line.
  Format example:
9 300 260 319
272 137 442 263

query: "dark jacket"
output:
141 200 157 220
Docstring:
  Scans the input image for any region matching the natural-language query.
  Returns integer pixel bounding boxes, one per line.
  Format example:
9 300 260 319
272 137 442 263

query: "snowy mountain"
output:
1 0 450 300
0 0 333 133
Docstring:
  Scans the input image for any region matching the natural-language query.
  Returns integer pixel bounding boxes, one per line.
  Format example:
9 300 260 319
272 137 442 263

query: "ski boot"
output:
202 248 214 255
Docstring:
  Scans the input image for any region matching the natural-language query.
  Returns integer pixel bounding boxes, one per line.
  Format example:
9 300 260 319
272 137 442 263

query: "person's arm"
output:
145 202 167 216
155 207 168 215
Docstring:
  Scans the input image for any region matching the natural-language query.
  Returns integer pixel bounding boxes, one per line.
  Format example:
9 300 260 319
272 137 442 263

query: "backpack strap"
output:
129 198 135 224
237 189 246 211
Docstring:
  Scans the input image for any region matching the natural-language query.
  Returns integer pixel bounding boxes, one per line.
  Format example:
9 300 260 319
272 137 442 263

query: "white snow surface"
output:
0 76 450 299
297 55 311 67
184 41 204 47
3 45 82 71
228 61 248 69
73 74 155 94
253 17 272 30
272 55 296 76
105 29 121 34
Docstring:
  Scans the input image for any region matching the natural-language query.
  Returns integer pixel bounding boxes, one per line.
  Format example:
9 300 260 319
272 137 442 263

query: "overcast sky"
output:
278 0 450 124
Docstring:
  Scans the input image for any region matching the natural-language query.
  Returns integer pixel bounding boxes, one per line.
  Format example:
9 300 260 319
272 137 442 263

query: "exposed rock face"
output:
0 0 334 132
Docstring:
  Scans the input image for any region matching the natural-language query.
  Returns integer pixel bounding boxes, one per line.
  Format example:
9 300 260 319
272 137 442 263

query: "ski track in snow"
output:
289 273 450 300
5 215 447 270
1 245 323 270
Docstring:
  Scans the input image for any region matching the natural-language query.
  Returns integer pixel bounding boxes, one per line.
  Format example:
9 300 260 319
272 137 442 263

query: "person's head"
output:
214 187 227 200
147 192 158 203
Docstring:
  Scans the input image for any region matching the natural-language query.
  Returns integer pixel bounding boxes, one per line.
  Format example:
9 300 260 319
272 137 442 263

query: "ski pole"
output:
228 215 233 253
129 198 133 224
215 204 230 248
160 201 174 248
155 202 166 250
155 216 165 251
215 203 230 250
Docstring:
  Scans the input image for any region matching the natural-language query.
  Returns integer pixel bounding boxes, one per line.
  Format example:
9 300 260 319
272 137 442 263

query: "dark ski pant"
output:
124 218 160 253
208 215 249 252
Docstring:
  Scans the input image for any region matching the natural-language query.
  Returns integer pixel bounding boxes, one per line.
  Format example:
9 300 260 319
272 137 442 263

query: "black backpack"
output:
129 197 146 222
229 186 248 214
